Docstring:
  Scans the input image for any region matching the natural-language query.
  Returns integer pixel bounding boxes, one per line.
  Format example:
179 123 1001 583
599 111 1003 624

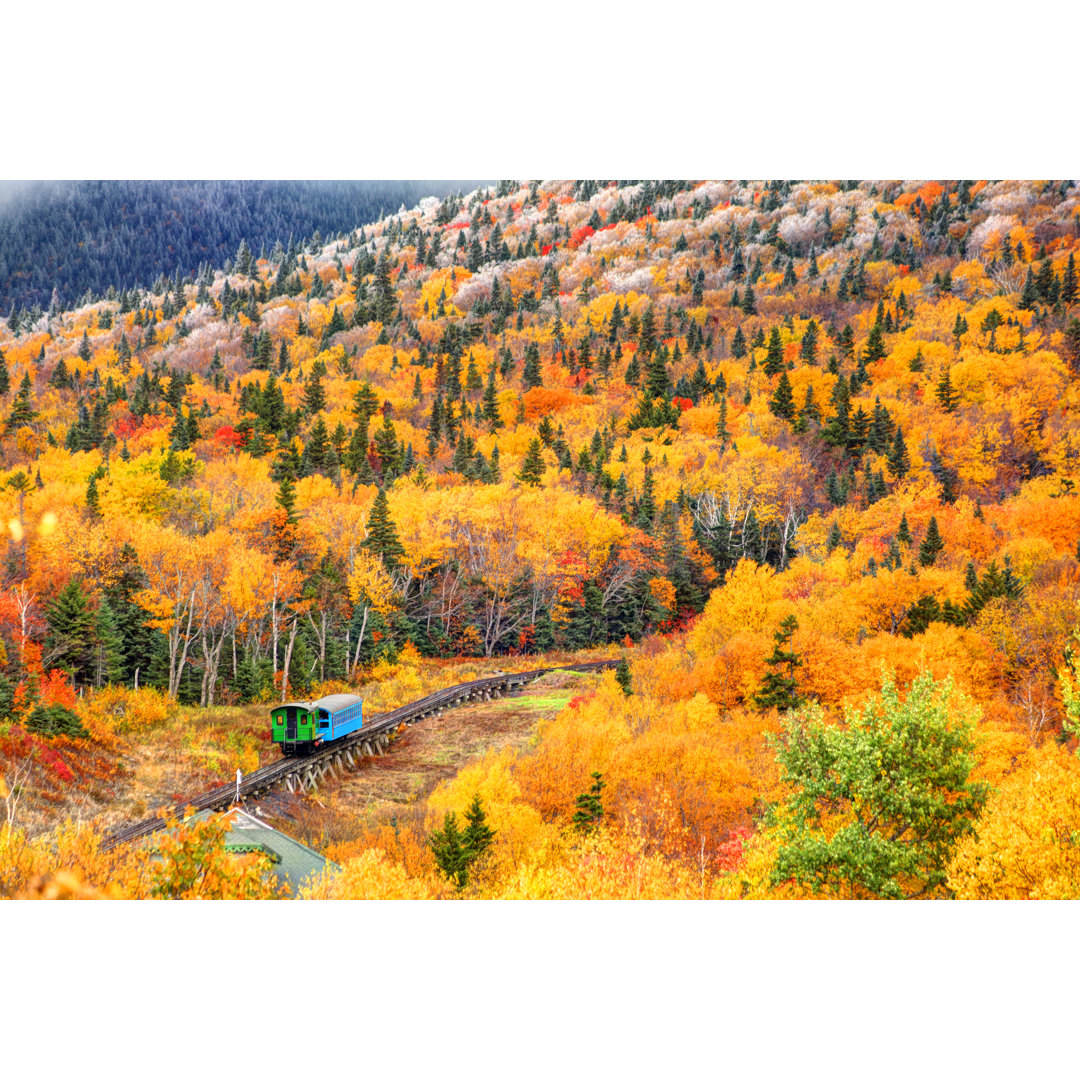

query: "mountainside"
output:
0 179 469 312
2 177 1080 900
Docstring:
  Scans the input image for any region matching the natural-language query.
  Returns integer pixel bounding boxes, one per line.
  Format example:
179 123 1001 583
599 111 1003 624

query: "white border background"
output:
2 1 1077 1075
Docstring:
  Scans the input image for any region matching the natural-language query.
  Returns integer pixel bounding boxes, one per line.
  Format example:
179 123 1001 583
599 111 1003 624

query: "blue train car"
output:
312 693 364 742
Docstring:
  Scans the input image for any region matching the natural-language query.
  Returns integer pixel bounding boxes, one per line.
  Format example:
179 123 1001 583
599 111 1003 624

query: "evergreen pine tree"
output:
302 372 326 415
429 811 470 888
753 615 804 711
918 516 945 567
273 474 299 560
1062 252 1078 306
731 326 747 358
86 472 102 517
645 346 672 399
522 342 543 389
769 370 796 421
799 319 819 365
716 395 730 446
615 657 632 696
362 487 406 570
517 438 546 486
1019 267 1038 310
888 426 910 479
45 579 96 686
741 282 757 315
935 367 959 412
763 327 784 375
94 597 126 687
572 772 606 833
7 372 37 431
462 794 496 864
635 468 657 531
374 249 396 325
825 520 844 555
482 366 502 428
372 410 399 474
897 513 912 546
864 321 887 364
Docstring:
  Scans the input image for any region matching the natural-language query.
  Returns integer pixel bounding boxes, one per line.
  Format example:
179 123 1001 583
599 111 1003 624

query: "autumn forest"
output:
2 178 1079 900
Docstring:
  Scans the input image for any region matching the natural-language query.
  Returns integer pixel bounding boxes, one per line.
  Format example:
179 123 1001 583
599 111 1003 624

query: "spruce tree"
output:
741 283 757 315
7 372 37 431
918 516 945 567
731 326 747 358
94 597 126 687
888 426 910 479
374 249 396 325
763 327 785 376
615 657 632 696
45 579 96 686
799 319 819 365
935 367 959 412
462 795 496 864
825 520 844 555
645 346 672 399
1062 252 1078 306
353 380 380 425
522 341 543 389
754 615 804 711
482 366 502 428
789 390 807 434
864 322 887 364
302 372 326 415
897 513 912 546
635 468 657 531
362 487 406 570
86 473 102 517
429 811 470 888
572 772 606 833
769 370 796 421
716 395 730 446
1019 267 1038 310
517 438 546 486
372 410 399 473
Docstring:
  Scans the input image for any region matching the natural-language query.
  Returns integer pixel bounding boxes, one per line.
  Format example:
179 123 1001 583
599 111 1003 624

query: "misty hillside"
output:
0 180 473 313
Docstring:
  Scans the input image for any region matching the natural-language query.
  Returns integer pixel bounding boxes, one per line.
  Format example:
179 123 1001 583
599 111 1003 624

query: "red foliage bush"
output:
214 425 244 449
716 826 752 872
569 226 595 249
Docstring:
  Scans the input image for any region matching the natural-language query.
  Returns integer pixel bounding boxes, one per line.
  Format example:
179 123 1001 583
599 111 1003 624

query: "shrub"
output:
77 685 177 737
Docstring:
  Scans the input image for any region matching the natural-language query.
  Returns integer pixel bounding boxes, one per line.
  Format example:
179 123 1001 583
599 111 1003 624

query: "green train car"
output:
270 693 364 755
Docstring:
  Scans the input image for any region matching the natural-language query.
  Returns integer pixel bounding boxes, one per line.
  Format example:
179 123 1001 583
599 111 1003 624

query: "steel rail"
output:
100 659 618 851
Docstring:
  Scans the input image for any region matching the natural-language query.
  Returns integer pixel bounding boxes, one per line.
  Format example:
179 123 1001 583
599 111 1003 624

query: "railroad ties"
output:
281 729 392 795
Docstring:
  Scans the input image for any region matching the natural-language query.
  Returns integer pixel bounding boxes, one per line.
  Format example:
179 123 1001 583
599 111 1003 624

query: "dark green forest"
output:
0 180 472 313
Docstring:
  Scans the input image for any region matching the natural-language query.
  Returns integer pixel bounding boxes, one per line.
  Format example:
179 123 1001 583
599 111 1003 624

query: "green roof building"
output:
186 808 337 897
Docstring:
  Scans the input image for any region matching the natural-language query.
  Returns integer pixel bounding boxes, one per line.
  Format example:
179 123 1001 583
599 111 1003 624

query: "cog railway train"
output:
270 693 365 755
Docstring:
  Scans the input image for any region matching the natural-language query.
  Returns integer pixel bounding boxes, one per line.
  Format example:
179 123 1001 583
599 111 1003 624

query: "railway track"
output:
101 659 619 851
